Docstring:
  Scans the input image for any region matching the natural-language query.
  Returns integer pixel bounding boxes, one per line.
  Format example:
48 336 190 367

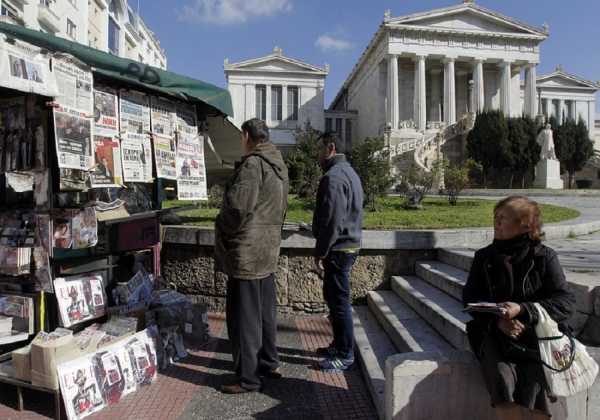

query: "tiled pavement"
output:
0 313 377 420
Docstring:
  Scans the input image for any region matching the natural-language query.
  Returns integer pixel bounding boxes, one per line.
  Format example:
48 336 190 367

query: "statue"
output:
536 124 557 161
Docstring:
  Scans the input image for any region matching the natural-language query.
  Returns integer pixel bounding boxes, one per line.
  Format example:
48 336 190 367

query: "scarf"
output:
489 233 536 301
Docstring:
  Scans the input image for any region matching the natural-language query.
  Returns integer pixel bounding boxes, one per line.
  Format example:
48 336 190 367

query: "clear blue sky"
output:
134 0 600 110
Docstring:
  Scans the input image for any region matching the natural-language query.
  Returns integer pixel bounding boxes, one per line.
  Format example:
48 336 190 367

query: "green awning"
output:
0 22 233 117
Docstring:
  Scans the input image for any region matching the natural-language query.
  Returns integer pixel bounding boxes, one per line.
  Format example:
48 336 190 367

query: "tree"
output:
466 110 513 187
285 126 322 200
402 162 441 209
349 137 393 211
555 118 594 188
507 116 540 188
443 159 478 205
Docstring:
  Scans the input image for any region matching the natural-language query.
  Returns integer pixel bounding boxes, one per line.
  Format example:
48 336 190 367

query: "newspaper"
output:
0 97 26 173
176 133 207 201
54 274 106 328
6 172 33 192
0 212 35 248
0 38 58 97
150 96 176 138
33 247 53 293
152 134 177 180
58 329 158 420
121 133 152 183
53 57 94 171
90 135 124 188
34 214 52 255
93 86 119 136
34 170 51 209
0 246 31 276
175 103 198 136
59 168 90 192
120 90 150 135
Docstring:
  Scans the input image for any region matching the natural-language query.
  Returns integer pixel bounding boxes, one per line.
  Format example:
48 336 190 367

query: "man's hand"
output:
497 318 526 339
314 257 324 272
498 302 522 320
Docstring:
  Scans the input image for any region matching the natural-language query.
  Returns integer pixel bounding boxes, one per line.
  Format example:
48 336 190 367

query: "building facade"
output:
329 1 548 148
224 47 328 151
0 0 166 69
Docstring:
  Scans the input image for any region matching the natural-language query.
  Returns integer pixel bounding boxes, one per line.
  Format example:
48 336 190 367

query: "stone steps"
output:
391 275 471 351
437 248 475 272
352 306 397 420
415 261 468 301
367 291 453 354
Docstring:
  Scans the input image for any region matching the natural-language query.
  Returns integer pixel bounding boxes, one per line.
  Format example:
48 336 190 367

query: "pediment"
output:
389 4 546 37
226 55 327 74
538 73 599 90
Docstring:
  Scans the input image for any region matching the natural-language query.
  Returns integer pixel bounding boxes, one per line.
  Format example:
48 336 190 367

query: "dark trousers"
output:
323 251 358 359
226 274 279 390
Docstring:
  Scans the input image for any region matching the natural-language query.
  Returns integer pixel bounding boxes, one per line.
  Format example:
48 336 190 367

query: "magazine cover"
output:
54 275 106 328
90 135 124 188
93 86 119 136
125 332 158 387
176 133 207 201
59 357 106 420
72 208 98 249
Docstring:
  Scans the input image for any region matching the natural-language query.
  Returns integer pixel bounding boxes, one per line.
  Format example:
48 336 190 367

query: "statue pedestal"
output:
534 159 563 189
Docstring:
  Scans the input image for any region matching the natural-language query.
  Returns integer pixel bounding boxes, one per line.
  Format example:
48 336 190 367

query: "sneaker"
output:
318 356 354 372
315 345 337 357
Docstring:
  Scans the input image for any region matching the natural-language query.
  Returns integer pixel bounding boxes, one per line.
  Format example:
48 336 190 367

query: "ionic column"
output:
429 69 442 122
499 61 512 117
387 55 399 129
282 84 288 121
473 59 485 113
524 64 538 117
266 84 272 122
544 98 551 120
558 99 565 123
443 57 456 125
414 54 427 131
588 101 595 137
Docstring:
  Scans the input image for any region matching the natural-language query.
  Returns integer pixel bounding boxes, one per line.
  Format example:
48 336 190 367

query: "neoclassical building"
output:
224 47 328 151
329 0 549 148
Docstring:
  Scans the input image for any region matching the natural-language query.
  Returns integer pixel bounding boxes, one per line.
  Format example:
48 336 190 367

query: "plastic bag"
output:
533 303 599 397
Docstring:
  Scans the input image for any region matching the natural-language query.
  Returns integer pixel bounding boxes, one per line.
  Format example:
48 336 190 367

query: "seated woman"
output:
463 196 576 420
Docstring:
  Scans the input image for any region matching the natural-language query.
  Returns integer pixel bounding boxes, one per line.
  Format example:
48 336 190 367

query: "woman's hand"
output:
498 302 522 320
497 318 526 339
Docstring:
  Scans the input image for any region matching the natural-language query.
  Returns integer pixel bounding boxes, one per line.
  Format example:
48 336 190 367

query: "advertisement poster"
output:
121 133 152 183
0 39 58 97
54 274 106 328
93 86 119 135
53 57 94 171
150 97 175 137
58 329 158 420
152 134 177 180
176 133 207 201
120 90 150 135
91 136 123 188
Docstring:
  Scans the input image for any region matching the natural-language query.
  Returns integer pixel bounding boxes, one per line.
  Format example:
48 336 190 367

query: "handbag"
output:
533 302 599 397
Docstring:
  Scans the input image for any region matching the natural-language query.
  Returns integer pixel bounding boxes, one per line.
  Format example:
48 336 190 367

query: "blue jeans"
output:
323 251 358 359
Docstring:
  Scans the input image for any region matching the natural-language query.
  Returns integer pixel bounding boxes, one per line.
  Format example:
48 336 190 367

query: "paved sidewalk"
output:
0 314 377 420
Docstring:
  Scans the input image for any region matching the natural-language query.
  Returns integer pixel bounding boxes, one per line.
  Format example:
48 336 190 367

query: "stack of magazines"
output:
0 315 13 337
463 302 507 316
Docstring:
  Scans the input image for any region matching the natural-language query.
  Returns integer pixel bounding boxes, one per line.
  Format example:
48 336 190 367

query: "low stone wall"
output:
161 242 433 314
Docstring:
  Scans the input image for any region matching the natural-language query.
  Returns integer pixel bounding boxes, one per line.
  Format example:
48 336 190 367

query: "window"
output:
345 119 352 149
67 19 77 39
1 2 19 20
271 86 282 121
287 86 299 121
108 17 120 55
255 85 267 120
335 118 343 136
325 118 332 132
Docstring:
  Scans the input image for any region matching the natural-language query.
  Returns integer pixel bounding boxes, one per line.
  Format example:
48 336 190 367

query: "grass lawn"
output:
163 196 580 230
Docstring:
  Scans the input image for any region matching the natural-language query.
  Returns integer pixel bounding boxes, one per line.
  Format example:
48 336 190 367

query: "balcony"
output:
37 4 60 33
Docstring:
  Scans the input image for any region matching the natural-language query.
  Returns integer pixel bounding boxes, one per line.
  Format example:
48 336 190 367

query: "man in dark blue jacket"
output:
312 131 364 371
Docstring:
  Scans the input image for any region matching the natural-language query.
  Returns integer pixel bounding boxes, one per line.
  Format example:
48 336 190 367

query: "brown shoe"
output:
221 383 258 394
261 367 283 379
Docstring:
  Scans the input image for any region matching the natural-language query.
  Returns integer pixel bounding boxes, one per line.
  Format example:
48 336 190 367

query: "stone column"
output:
588 101 595 137
414 55 427 131
266 84 272 122
443 57 456 125
558 99 565 123
387 55 399 129
282 84 288 122
473 59 485 113
544 98 552 121
429 69 442 122
524 63 537 117
499 61 512 117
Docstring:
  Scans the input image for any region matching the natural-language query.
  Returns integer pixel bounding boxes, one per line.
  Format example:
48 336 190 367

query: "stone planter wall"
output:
161 242 433 314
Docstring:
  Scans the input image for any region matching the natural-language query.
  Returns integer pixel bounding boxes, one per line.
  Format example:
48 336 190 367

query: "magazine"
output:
463 302 507 316
54 274 106 328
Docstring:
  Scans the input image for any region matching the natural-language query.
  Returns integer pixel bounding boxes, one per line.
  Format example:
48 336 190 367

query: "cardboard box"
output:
12 344 31 382
30 329 78 390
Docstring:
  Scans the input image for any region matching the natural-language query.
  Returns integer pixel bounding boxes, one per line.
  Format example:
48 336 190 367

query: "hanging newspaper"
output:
120 90 150 135
91 136 124 187
121 133 153 183
150 97 176 138
0 37 58 97
58 329 158 420
176 133 207 201
152 135 177 180
93 86 119 136
54 274 107 328
53 56 94 171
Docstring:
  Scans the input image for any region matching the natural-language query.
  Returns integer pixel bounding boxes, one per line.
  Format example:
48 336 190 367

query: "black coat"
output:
462 242 576 356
